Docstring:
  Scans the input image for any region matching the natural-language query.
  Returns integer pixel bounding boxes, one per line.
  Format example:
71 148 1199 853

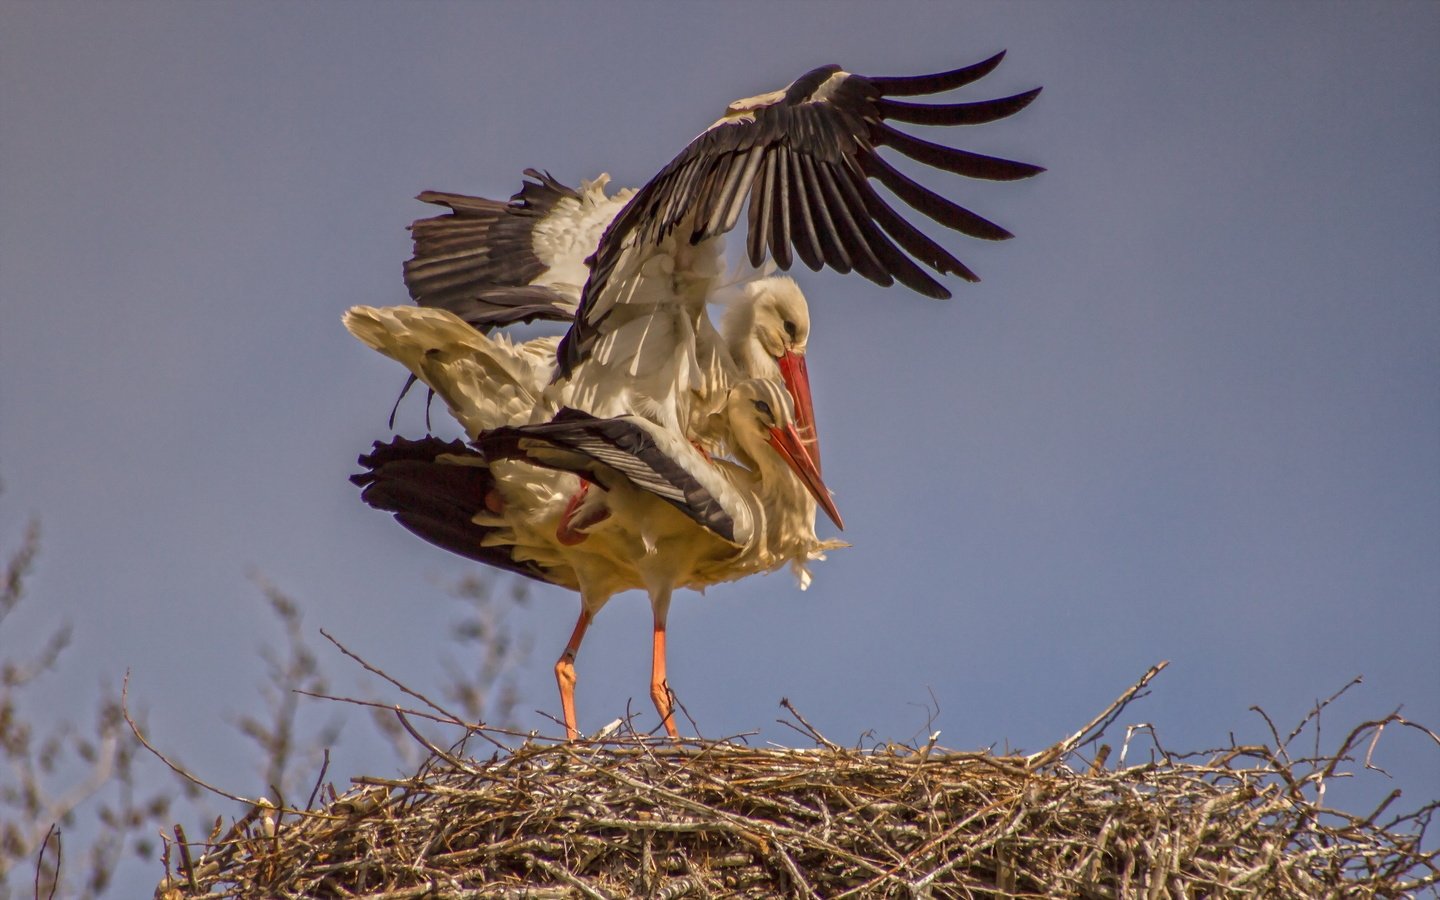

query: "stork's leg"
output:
647 586 679 739
554 606 592 741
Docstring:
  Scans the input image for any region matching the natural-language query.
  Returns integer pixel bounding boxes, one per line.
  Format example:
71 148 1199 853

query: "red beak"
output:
776 350 821 476
767 423 844 531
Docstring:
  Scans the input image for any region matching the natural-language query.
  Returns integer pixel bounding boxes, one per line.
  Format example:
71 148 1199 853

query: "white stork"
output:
345 298 844 737
354 378 843 739
350 51 1042 737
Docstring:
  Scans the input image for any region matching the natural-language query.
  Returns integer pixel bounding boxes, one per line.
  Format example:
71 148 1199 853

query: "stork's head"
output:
723 277 822 474
747 276 810 359
727 379 842 531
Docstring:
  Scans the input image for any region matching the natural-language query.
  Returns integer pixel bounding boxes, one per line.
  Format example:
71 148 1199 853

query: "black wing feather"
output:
860 151 1015 241
814 161 889 285
784 148 825 271
404 173 585 331
688 157 735 242
699 153 745 238
479 410 738 544
768 148 793 269
747 149 777 267
796 152 852 273
875 122 1047 181
558 53 1042 376
865 50 1007 96
712 145 766 239
829 161 949 297
851 161 978 283
352 437 560 584
875 87 1042 126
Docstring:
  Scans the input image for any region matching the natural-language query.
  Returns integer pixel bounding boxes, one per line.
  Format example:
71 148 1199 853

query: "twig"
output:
778 697 840 750
318 628 468 725
1289 675 1364 749
526 854 613 900
1027 660 1169 768
306 748 331 810
394 709 480 774
122 671 263 807
33 823 59 900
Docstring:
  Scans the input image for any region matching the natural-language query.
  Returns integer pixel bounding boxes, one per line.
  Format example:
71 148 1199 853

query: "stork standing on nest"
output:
354 378 843 739
346 295 842 739
350 51 1041 737
480 379 844 739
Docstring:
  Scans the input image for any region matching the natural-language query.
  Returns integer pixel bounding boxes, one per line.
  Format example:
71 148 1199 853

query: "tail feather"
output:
344 305 552 436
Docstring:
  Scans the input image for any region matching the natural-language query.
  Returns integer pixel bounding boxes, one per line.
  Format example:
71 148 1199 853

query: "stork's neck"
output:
721 300 769 379
741 441 819 554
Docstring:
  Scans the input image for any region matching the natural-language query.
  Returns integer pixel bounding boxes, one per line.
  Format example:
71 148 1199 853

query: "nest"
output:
151 666 1439 899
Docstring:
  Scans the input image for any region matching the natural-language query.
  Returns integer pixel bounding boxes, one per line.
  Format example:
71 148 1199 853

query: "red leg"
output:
554 607 592 740
648 591 679 739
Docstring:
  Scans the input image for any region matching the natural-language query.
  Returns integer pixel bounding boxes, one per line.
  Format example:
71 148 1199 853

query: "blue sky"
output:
2 1 1437 891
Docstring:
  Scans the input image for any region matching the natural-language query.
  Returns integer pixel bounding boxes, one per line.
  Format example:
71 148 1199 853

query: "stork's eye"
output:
753 399 773 418
783 320 798 341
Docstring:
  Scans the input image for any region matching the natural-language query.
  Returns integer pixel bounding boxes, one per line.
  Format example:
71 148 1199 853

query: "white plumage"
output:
352 51 1042 737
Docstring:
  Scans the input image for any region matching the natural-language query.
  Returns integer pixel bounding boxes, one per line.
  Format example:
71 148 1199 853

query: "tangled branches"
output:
149 664 1439 899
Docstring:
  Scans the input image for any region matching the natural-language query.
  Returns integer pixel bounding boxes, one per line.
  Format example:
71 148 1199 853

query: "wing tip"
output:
865 49 1012 97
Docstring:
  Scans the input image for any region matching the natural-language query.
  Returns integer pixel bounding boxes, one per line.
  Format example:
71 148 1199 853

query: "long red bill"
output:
776 350 821 476
767 423 844 531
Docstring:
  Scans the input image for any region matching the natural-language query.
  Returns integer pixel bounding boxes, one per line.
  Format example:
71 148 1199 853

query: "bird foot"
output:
556 480 609 545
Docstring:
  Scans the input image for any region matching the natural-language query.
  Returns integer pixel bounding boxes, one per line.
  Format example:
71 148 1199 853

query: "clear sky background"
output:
3 2 1437 892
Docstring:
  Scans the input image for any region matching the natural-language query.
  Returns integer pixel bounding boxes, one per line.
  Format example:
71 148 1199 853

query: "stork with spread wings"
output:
348 51 1042 739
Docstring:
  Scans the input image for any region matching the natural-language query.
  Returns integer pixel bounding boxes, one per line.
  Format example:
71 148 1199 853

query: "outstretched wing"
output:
404 170 631 331
557 51 1043 376
383 172 616 426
